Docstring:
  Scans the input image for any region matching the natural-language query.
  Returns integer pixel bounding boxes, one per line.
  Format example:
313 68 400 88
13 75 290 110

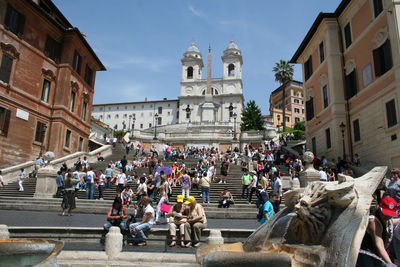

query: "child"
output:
121 186 134 207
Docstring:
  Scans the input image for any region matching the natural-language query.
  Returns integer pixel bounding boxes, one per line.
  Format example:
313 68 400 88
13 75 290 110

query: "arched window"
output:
187 66 193 79
228 64 235 76
202 88 219 95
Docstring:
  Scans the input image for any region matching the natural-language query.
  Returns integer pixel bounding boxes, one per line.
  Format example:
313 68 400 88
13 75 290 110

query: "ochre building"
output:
291 0 400 168
0 0 105 167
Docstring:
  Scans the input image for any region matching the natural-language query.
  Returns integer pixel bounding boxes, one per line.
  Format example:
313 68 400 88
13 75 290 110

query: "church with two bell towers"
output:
178 41 244 125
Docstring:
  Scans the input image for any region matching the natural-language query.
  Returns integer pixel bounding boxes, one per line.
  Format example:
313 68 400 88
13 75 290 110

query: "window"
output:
344 23 352 48
133 105 136 109
168 104 171 107
115 114 119 119
322 85 329 108
306 97 314 121
82 102 87 121
40 79 51 103
295 117 300 123
125 106 127 110
108 107 111 110
187 66 193 79
285 117 290 122
353 119 361 142
72 50 82 74
158 107 162 114
78 137 83 151
177 111 179 119
0 54 13 83
157 117 162 125
44 35 61 62
373 39 393 77
0 106 11 136
65 129 71 148
386 99 398 128
34 121 46 143
228 64 235 76
362 63 373 87
311 137 317 156
123 114 127 118
107 115 110 119
319 42 325 63
140 123 143 129
325 128 331 149
4 4 25 36
373 0 383 18
304 56 313 81
99 107 103 111
345 70 358 99
168 111 171 116
99 115 103 120
69 91 75 112
186 112 190 119
294 108 300 113
84 64 93 86
149 123 152 128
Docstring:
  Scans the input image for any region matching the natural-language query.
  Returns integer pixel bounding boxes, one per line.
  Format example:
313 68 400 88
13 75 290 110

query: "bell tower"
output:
181 43 203 82
222 41 243 80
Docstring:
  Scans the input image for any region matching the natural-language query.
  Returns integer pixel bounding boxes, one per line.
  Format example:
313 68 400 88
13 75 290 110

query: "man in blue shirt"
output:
55 171 65 197
259 193 278 224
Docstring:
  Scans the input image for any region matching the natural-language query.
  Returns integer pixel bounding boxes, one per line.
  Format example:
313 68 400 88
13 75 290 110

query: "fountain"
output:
197 166 388 267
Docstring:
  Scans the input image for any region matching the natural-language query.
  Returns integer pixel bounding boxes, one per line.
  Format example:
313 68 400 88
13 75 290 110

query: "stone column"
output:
299 151 320 187
34 166 58 198
105 226 123 259
207 229 224 245
0 224 10 239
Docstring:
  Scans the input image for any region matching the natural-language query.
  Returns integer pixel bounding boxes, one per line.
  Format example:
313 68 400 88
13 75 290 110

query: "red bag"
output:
160 203 172 213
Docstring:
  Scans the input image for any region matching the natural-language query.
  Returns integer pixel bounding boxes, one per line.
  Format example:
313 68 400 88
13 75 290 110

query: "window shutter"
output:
3 109 11 136
373 47 382 76
383 40 393 72
17 13 25 35
0 55 13 83
4 4 12 29
306 98 314 121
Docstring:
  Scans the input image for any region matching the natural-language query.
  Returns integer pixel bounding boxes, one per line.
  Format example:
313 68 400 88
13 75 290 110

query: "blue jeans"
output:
201 186 210 203
103 221 125 232
129 222 152 242
85 183 95 199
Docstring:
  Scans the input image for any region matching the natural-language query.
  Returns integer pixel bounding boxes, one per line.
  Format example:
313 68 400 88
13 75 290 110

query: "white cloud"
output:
188 5 205 18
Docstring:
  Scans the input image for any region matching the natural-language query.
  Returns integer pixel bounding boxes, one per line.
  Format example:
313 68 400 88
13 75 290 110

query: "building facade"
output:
0 0 105 167
291 0 400 168
92 42 246 148
269 80 305 128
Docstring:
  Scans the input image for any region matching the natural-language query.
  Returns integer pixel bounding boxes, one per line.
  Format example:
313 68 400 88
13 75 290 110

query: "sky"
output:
53 0 341 114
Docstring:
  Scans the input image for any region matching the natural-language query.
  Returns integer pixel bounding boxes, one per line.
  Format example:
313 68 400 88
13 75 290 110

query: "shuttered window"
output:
65 130 71 148
34 121 46 142
0 54 13 83
345 70 358 99
373 39 393 77
84 65 93 86
325 128 331 149
0 106 11 136
44 35 61 62
41 79 51 103
304 56 313 81
386 99 398 128
319 42 325 63
353 119 361 142
306 97 314 121
4 4 25 36
344 23 352 48
72 50 82 74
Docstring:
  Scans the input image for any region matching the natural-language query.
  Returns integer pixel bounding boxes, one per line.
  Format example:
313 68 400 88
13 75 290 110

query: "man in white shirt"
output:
248 170 258 203
116 171 126 193
319 167 328 181
129 196 154 246
85 167 96 199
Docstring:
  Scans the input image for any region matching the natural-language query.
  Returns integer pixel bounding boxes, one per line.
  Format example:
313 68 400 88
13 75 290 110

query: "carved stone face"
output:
303 151 314 164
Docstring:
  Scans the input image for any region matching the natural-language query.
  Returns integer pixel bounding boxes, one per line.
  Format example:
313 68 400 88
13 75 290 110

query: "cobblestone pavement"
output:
0 210 260 229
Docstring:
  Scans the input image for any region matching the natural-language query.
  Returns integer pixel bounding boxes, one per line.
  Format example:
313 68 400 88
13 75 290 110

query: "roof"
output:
186 43 201 53
27 0 106 71
93 99 179 107
290 0 351 63
270 80 304 96
225 41 240 50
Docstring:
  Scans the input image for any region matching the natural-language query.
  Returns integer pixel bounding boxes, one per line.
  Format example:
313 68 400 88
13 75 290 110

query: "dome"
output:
186 43 200 53
226 41 240 51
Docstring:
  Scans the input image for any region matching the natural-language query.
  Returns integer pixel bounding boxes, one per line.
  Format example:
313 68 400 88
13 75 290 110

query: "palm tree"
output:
272 60 294 132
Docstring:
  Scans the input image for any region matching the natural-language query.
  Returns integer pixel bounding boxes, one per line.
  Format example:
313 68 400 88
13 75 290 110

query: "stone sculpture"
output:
197 167 388 267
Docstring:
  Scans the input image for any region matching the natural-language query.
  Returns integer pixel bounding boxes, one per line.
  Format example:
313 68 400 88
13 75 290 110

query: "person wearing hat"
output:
359 196 400 266
183 196 207 247
167 195 188 247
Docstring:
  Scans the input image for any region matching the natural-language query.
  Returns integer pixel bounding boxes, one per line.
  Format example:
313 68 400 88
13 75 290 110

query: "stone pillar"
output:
299 151 320 187
105 226 123 259
207 229 224 245
0 224 10 239
34 166 58 198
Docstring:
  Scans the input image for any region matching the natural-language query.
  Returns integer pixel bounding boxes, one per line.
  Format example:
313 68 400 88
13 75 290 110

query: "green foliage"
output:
293 121 305 131
114 130 127 139
240 100 264 131
279 127 305 140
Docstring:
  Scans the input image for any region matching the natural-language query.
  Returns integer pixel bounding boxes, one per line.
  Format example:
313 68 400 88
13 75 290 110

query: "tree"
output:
240 100 264 131
272 60 294 132
114 130 126 140
293 121 305 131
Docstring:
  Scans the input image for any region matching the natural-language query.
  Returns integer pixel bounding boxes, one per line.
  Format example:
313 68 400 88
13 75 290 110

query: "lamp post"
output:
153 113 159 140
228 103 234 122
233 112 237 141
185 105 191 123
339 122 346 160
39 125 48 157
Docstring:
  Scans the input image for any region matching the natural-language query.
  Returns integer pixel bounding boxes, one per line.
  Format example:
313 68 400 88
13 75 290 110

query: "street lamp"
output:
153 113 159 140
339 122 346 160
39 125 48 157
228 103 234 122
185 105 191 123
233 113 238 141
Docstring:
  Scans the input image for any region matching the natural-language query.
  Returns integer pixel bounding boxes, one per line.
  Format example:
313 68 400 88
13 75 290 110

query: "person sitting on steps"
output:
104 197 128 232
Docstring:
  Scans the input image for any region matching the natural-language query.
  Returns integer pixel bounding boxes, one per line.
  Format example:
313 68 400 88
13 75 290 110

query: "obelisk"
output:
202 45 216 122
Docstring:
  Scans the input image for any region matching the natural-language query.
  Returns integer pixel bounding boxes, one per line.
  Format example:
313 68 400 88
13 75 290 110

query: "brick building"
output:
290 0 400 168
269 80 305 129
0 0 105 167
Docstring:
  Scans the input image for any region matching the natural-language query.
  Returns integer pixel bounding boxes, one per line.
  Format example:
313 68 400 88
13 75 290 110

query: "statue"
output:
197 167 388 267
